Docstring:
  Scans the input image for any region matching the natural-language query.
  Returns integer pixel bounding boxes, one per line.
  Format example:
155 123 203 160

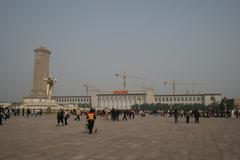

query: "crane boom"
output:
83 84 98 96
115 72 144 89
164 80 204 95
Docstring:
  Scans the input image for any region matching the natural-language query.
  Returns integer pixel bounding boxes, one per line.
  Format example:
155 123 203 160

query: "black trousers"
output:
186 117 190 123
0 115 2 125
122 116 127 121
88 120 95 134
64 117 68 125
57 118 64 124
75 115 80 121
174 116 178 123
195 117 199 123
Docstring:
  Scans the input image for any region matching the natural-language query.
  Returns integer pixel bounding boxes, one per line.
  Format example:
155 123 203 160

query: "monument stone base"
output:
22 98 61 111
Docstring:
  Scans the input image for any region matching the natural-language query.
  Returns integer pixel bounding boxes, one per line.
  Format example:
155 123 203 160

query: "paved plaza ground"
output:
0 114 240 160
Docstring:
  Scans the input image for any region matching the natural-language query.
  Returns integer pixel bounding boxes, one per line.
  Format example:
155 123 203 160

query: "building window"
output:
173 97 176 101
185 97 188 101
197 97 200 101
159 98 161 101
189 97 192 101
181 97 184 101
155 98 158 101
162 97 165 101
166 97 168 101
177 97 180 101
170 97 172 101
193 97 196 101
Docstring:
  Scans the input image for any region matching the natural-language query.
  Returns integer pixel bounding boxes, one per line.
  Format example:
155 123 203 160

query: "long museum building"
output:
53 89 222 110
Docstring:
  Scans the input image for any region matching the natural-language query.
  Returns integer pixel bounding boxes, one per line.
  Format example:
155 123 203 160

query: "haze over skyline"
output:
0 0 240 102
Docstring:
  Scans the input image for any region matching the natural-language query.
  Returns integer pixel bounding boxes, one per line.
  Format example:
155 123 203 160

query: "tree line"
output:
131 99 234 111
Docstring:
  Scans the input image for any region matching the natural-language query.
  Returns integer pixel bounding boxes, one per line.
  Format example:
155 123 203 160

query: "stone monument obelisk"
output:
22 47 60 110
31 47 51 98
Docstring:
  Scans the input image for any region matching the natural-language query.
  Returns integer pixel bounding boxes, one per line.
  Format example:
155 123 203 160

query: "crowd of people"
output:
56 108 97 134
173 109 200 124
100 108 136 121
0 107 43 125
134 108 240 119
1 106 240 135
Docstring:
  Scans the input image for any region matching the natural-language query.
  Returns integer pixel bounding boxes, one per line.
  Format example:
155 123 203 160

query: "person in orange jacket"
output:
86 108 96 134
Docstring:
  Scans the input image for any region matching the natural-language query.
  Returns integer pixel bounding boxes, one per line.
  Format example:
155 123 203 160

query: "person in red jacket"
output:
86 108 96 134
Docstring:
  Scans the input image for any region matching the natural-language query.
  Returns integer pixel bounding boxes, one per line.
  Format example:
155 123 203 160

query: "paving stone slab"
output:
0 115 240 160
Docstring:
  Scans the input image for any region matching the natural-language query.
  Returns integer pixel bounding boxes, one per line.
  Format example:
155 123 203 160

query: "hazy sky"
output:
0 0 240 101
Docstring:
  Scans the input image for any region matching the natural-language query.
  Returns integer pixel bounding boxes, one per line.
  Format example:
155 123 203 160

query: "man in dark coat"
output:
57 109 64 126
194 109 200 123
174 110 178 123
186 110 190 123
122 110 128 121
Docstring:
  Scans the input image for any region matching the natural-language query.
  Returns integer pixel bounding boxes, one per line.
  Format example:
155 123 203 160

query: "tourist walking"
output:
237 109 240 118
186 110 190 123
86 108 96 134
57 109 64 126
74 109 81 121
64 110 70 125
174 109 178 123
122 110 128 121
17 108 20 116
0 107 3 125
26 108 31 117
194 109 200 123
22 108 25 116
105 108 109 120
131 110 135 119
